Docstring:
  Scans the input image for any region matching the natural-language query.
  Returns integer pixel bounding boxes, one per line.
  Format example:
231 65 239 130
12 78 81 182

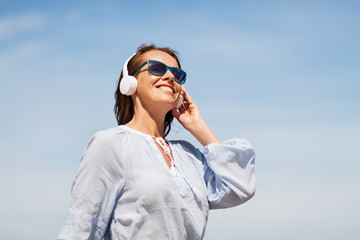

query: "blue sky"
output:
0 0 359 239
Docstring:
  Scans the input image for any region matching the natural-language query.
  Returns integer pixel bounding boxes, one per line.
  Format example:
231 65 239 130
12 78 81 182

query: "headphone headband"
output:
122 53 136 77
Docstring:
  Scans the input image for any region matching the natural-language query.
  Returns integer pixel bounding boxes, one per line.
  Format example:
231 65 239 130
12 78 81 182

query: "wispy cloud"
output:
0 13 47 40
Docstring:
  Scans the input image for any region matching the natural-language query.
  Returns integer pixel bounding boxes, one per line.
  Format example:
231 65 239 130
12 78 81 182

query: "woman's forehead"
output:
141 50 179 68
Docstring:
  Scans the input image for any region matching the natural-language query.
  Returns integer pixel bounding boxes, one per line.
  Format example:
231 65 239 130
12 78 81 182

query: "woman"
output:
58 44 256 240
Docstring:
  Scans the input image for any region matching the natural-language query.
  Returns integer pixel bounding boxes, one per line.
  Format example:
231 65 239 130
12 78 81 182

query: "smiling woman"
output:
57 44 256 240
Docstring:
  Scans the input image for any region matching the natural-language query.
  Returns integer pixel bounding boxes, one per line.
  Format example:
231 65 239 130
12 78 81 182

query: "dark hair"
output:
114 44 181 137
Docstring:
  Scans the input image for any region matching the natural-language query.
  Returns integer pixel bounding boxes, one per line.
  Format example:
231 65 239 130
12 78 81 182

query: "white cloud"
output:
0 13 47 40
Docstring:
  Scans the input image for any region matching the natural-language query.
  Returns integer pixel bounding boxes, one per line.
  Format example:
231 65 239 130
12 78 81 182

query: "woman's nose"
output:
161 70 175 82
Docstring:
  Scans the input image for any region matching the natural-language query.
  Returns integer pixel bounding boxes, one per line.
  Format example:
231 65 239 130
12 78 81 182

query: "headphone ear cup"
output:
120 75 138 96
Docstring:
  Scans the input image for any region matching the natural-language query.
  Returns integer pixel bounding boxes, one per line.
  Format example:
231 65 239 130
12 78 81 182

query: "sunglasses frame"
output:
131 60 186 84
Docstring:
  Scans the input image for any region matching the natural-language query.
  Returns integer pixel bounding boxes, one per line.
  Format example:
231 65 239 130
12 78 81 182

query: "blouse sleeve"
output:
57 131 125 240
202 139 256 209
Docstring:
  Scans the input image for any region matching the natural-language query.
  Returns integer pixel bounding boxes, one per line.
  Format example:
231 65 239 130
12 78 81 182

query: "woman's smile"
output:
156 83 175 94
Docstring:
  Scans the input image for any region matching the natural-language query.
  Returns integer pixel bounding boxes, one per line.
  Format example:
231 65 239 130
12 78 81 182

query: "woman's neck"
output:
126 107 167 138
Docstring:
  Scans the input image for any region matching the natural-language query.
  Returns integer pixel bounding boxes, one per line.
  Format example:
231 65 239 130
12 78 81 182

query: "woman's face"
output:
134 50 183 110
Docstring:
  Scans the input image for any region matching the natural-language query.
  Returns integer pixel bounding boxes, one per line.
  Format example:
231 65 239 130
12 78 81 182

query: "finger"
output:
183 100 190 111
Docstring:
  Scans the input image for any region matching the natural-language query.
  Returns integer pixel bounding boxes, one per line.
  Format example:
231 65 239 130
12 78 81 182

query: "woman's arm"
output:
203 139 256 209
176 138 256 209
172 88 256 208
57 131 124 240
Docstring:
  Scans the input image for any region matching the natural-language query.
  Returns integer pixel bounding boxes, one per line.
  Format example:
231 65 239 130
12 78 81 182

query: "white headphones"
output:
120 53 138 96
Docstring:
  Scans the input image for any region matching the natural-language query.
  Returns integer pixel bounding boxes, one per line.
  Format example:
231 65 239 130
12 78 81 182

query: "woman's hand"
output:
171 87 220 146
171 87 201 129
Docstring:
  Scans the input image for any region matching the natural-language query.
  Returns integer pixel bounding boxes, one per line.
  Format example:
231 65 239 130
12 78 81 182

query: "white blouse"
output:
57 125 256 240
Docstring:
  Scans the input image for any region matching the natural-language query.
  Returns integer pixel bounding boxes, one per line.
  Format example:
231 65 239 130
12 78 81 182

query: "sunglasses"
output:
131 60 187 84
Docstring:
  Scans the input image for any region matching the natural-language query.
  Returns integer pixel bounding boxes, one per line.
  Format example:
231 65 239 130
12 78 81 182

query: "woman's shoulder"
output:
92 125 128 137
85 125 131 148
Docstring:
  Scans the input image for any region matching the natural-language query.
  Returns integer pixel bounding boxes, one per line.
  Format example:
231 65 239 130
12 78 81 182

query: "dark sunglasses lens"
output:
172 68 186 84
149 62 167 76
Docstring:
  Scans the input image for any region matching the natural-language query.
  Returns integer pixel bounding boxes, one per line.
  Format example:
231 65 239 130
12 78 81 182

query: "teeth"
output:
159 86 173 93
